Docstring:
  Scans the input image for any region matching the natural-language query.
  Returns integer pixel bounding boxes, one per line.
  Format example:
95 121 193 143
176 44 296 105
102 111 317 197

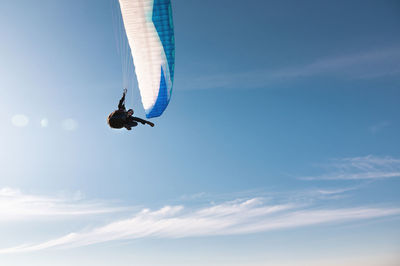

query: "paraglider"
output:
108 0 175 130
108 89 155 130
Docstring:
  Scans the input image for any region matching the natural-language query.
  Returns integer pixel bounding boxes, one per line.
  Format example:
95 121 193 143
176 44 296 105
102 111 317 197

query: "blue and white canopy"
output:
118 0 175 118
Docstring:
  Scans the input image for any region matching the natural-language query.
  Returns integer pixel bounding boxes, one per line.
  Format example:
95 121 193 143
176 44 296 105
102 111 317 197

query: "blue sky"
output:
1 0 400 265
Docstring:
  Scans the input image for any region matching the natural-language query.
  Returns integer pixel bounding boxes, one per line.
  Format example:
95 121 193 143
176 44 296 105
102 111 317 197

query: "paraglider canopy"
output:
117 0 175 118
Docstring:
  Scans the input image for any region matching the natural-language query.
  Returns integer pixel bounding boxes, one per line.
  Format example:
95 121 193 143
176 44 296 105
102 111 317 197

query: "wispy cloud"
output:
0 197 398 254
180 47 400 90
316 186 358 195
301 155 400 181
0 187 126 221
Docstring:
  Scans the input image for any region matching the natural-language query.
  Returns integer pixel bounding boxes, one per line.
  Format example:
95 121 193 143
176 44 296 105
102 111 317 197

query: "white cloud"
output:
11 114 29 127
0 196 398 254
0 187 126 221
301 155 400 181
317 187 358 195
62 118 78 131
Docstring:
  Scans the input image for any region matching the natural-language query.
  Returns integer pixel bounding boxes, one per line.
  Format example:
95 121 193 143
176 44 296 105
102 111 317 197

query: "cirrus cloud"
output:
0 195 398 254
301 155 400 181
0 187 127 221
